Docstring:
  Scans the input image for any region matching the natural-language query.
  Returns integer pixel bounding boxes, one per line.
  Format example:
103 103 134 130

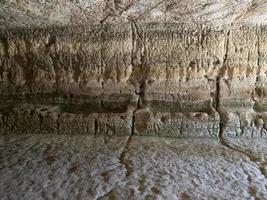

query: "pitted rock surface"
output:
0 1 267 137
1 134 267 199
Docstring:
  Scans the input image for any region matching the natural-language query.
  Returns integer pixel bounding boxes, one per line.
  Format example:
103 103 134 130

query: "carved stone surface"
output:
134 108 220 137
0 0 267 137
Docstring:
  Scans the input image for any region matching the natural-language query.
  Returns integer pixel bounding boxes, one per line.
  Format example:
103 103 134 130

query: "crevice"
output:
117 90 141 177
252 23 262 111
38 114 43 131
210 25 230 113
132 21 142 41
125 19 146 164
215 24 267 184
218 112 267 193
222 25 231 69
215 76 220 111
220 134 267 177
94 119 98 136
257 23 261 68
215 24 230 131
209 25 231 138
56 114 60 135
117 124 133 177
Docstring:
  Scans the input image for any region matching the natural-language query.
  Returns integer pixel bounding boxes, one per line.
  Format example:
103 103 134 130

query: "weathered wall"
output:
0 0 267 137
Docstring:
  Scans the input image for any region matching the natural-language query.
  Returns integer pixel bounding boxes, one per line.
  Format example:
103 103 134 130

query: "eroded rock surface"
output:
0 0 267 137
1 134 267 199
1 0 267 29
1 1 267 199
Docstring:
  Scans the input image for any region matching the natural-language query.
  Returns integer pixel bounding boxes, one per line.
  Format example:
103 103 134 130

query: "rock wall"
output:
0 0 267 137
0 22 266 137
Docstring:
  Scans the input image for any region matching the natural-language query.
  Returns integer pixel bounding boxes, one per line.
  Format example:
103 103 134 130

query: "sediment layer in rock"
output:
1 0 267 137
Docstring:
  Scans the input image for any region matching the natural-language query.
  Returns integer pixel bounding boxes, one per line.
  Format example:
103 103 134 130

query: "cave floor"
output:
0 134 267 200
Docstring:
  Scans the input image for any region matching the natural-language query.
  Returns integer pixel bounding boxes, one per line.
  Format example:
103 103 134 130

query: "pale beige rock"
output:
1 134 267 199
0 0 267 137
1 0 267 29
134 108 220 137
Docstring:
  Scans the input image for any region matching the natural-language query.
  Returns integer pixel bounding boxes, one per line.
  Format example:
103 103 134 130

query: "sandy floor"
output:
0 134 267 200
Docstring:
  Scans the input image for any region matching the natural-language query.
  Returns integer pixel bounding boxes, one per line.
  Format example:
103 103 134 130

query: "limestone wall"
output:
0 23 266 137
0 0 267 137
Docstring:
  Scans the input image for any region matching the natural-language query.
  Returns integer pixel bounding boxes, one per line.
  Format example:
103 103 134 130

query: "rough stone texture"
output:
219 24 267 137
134 108 220 137
1 2 267 199
1 134 267 199
1 0 267 29
0 0 267 137
0 104 133 136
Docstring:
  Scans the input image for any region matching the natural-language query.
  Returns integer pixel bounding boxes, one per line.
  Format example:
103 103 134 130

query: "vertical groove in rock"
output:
217 25 230 139
0 16 266 137
221 24 231 81
216 23 267 181
257 23 261 68
1 1 267 198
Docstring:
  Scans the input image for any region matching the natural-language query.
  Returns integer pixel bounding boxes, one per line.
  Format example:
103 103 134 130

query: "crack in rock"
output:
219 128 267 198
118 134 133 177
214 29 267 196
220 136 267 178
117 91 141 178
